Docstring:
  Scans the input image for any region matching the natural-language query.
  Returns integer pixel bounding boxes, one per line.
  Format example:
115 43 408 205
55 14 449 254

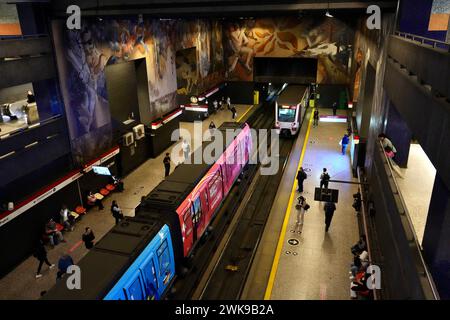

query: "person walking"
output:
230 105 237 120
296 167 307 192
82 227 95 249
341 133 350 155
332 102 338 116
320 168 330 191
313 108 319 127
182 139 191 161
163 152 171 177
34 240 55 279
226 97 231 109
295 196 310 234
111 200 124 225
324 201 336 232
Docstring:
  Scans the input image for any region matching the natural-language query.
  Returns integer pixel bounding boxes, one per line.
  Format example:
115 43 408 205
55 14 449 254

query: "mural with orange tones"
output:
223 16 355 84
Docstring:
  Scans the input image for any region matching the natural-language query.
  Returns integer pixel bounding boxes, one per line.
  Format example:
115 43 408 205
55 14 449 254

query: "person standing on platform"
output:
182 139 191 161
296 167 307 192
82 227 95 249
313 108 319 127
320 168 330 191
213 100 218 112
60 205 73 231
163 153 171 177
295 196 310 234
111 200 124 225
34 240 55 279
324 201 336 232
226 97 231 109
341 133 350 155
230 106 237 120
332 102 338 116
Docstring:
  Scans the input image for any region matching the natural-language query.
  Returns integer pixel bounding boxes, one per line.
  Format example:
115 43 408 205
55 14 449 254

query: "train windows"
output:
192 196 202 241
208 171 223 211
278 107 296 122
140 256 159 300
124 273 145 300
157 239 172 286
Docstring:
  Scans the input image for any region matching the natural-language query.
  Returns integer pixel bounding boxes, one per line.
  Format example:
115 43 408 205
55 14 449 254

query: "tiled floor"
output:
244 109 359 300
0 104 254 300
396 143 436 244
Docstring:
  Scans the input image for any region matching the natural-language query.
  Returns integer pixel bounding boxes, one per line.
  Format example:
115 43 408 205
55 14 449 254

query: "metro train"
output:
43 122 252 300
275 84 310 136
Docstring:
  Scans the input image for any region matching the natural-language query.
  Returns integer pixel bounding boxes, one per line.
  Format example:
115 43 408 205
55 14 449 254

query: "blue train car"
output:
104 224 175 300
42 219 175 300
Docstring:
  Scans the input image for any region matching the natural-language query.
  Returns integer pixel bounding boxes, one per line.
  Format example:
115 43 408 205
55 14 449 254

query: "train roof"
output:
142 122 247 211
42 218 163 300
277 85 308 105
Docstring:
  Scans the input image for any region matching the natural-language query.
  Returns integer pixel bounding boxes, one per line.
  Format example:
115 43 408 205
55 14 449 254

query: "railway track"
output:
169 100 294 300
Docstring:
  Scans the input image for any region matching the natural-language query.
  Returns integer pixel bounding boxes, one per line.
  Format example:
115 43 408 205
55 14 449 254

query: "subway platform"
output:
243 108 360 300
0 104 255 300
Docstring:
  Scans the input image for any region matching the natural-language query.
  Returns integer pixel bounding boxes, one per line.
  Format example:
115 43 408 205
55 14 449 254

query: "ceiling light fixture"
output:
325 1 333 18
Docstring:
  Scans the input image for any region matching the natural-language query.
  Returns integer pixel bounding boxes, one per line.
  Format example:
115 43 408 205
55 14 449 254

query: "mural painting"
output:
54 18 225 165
176 47 199 96
223 17 355 84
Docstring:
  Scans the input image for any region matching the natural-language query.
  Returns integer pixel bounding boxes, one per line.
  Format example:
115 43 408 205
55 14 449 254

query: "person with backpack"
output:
296 167 307 192
295 196 310 233
111 200 124 225
341 133 350 155
320 168 330 191
34 240 55 279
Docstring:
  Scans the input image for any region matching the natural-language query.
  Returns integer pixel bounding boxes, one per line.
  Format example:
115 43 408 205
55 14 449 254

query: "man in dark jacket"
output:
332 102 338 116
296 167 307 193
163 153 171 177
82 227 95 249
324 201 336 232
34 240 55 278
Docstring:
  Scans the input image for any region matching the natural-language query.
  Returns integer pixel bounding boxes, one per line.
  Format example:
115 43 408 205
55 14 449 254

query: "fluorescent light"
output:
325 10 333 18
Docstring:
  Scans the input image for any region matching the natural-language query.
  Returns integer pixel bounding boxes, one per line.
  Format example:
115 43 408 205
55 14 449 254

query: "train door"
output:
191 196 203 242
123 271 146 300
140 255 159 300
182 206 194 256
155 238 173 293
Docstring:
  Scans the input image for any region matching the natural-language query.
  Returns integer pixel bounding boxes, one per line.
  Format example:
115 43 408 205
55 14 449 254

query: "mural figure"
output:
227 23 254 74
176 48 198 96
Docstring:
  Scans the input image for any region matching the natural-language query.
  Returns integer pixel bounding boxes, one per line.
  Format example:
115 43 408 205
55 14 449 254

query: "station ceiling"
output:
47 0 399 17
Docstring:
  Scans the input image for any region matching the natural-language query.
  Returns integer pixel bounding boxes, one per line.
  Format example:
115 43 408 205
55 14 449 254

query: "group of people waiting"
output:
295 167 337 233
349 235 373 299
212 96 237 120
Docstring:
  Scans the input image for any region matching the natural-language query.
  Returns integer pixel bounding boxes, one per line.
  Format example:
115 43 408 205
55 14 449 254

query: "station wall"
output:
222 16 355 84
52 18 225 166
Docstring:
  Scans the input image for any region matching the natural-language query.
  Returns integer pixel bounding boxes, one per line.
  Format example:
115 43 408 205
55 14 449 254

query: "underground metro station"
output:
0 0 449 308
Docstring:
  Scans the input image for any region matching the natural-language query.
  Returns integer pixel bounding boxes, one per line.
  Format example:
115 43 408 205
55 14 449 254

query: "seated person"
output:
86 191 104 210
57 254 74 276
60 205 74 231
45 219 65 246
350 270 371 299
111 176 124 192
351 235 367 255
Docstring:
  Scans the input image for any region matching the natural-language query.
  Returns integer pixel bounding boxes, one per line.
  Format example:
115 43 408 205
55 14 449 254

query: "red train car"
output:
136 122 252 264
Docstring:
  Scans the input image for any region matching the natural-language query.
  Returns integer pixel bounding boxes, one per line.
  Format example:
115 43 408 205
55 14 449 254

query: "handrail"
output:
395 31 450 52
357 166 378 300
378 141 440 300
0 34 48 41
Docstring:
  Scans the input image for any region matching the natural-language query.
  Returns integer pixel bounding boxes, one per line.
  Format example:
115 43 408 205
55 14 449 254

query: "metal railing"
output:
395 31 450 52
357 166 379 300
377 141 440 300
0 34 48 41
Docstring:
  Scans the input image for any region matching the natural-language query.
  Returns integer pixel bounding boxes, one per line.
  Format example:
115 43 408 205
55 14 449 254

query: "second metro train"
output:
43 122 252 300
275 84 310 136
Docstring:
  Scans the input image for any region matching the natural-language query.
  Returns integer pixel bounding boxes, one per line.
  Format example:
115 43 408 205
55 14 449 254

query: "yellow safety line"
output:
237 105 255 123
264 113 313 300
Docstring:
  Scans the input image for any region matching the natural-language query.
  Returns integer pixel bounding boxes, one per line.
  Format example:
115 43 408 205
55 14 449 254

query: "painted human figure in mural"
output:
228 23 253 74
198 21 211 78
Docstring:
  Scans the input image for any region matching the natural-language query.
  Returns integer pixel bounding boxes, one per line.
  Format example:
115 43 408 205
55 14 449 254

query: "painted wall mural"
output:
176 47 199 96
223 17 355 84
53 18 225 165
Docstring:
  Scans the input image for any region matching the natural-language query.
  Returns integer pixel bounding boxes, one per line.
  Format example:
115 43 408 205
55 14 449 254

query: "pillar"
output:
422 174 450 299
